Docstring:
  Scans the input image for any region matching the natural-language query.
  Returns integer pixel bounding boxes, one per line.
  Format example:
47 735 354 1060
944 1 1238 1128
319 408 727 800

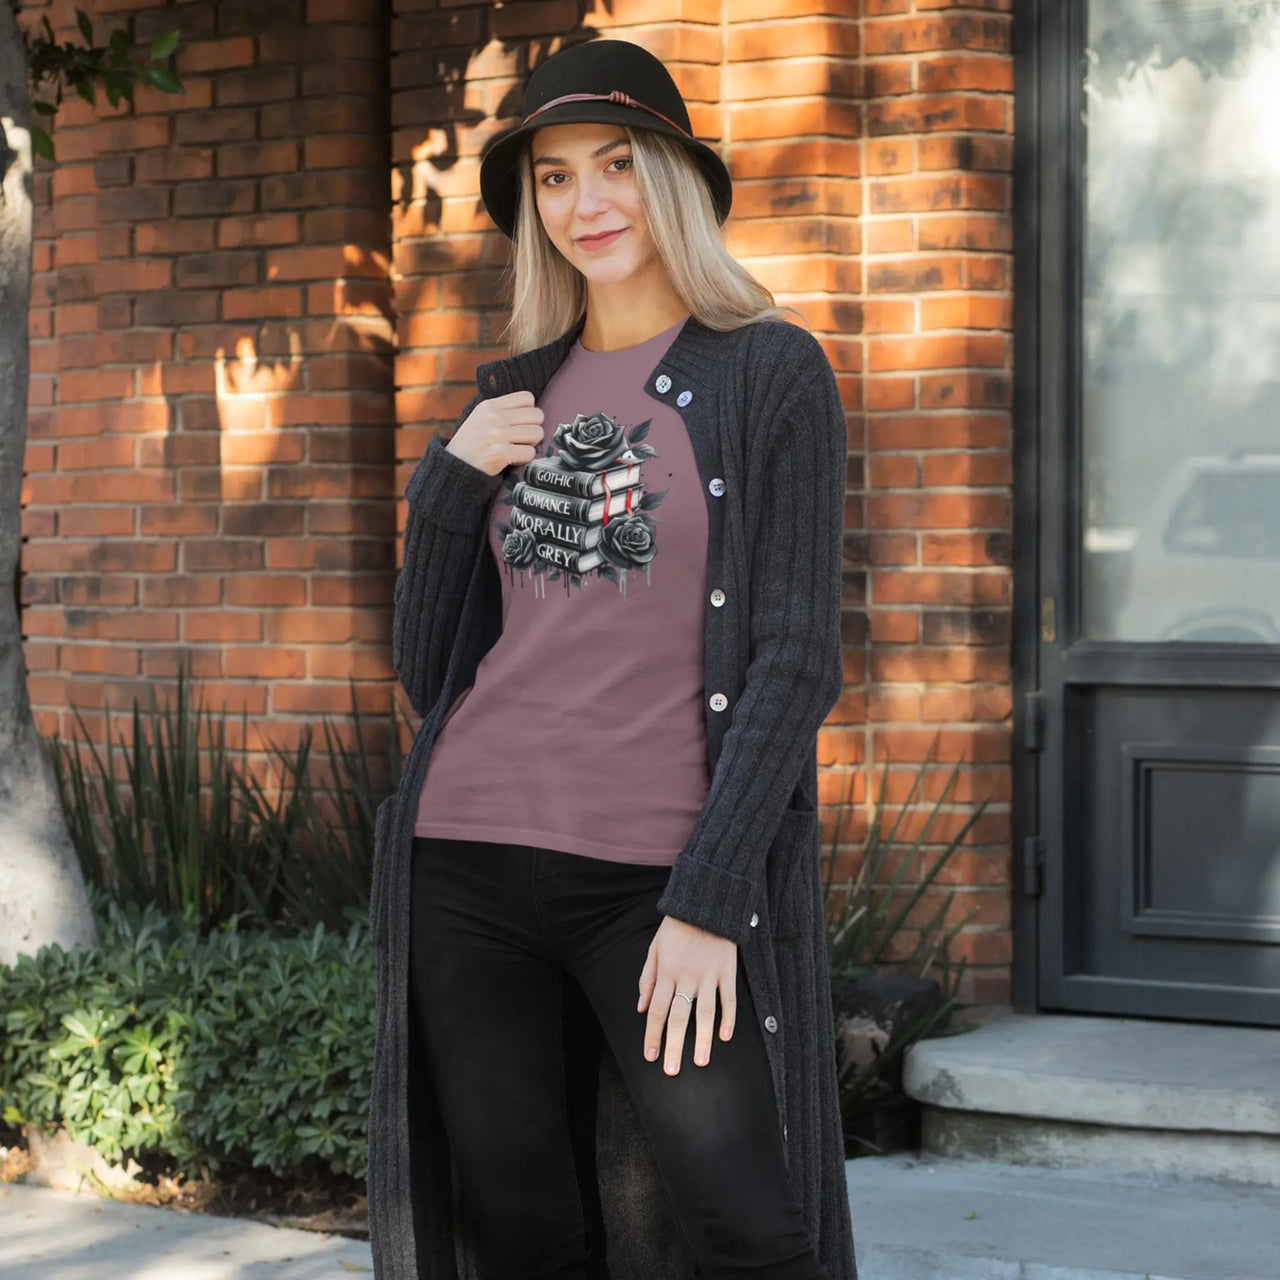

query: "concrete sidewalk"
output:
5 1154 1280 1279
0 1183 373 1279
847 1152 1280 1280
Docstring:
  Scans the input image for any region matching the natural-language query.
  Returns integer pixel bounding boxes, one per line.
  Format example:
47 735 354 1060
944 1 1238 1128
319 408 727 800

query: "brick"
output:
923 532 1012 566
919 294 1012 330
136 221 217 255
730 98 860 141
872 570 1009 606
917 135 1012 172
96 185 171 223
134 289 220 327
918 54 1014 93
728 19 860 62
222 287 305 320
866 218 914 253
174 180 257 217
867 140 913 175
867 492 1008 529
215 66 300 107
216 140 300 178
863 15 1011 56
919 372 1010 408
868 256 963 292
217 213 300 249
177 37 256 74
95 115 171 152
869 334 1006 371
871 174 1007 213
175 108 257 145
864 60 913 96
918 213 1012 250
729 138 860 180
723 58 861 102
175 252 259 289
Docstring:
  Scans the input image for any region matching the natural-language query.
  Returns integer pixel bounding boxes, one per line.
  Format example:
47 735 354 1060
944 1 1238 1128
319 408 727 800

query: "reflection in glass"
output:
1082 0 1280 643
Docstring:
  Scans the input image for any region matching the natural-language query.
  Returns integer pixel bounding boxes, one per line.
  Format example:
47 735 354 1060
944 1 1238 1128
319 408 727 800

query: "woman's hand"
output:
445 389 544 476
637 916 737 1075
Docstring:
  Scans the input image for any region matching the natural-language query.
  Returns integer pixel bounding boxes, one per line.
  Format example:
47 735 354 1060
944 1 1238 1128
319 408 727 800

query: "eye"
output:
607 155 633 173
539 171 568 187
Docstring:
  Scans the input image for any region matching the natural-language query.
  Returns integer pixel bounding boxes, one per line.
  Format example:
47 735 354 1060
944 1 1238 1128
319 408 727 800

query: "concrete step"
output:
846 1152 1280 1280
902 1010 1280 1186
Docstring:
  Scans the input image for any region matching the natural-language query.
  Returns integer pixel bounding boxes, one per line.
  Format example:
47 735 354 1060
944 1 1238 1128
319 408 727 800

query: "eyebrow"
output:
532 138 630 167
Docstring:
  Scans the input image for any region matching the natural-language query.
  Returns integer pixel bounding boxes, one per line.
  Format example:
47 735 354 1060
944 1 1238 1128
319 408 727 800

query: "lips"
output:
575 228 626 248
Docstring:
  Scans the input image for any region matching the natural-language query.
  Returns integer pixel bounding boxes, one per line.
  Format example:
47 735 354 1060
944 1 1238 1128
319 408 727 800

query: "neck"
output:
579 259 689 352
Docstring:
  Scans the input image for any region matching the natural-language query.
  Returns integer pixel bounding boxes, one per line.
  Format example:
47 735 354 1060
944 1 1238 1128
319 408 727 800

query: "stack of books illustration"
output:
509 454 644 576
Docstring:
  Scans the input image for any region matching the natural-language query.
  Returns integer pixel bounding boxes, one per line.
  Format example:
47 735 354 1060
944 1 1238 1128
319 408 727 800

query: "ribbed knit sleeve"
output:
393 413 505 719
654 341 847 946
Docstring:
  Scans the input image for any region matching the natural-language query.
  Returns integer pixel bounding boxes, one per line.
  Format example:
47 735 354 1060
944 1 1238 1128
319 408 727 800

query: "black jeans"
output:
408 835 826 1280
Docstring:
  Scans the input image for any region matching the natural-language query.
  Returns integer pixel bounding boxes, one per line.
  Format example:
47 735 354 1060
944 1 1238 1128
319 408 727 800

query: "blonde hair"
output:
502 126 799 353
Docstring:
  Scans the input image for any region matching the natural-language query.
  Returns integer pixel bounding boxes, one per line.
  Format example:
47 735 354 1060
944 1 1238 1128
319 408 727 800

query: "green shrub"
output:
0 900 373 1181
46 654 404 935
822 755 988 1137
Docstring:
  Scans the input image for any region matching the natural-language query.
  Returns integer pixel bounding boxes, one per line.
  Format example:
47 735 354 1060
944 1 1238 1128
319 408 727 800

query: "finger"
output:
663 988 693 1076
643 979 674 1063
637 941 656 1013
719 966 737 1042
689 980 718 1067
498 407 545 428
494 389 536 407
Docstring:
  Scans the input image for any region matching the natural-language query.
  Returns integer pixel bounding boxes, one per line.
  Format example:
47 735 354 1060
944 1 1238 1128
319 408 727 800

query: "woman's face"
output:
530 121 659 288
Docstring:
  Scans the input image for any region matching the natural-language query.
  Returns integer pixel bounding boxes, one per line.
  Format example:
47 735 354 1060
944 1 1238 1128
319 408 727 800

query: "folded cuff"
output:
655 857 758 948
404 435 505 533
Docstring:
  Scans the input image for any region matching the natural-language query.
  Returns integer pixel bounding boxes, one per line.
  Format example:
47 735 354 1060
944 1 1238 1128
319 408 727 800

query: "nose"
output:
574 169 610 220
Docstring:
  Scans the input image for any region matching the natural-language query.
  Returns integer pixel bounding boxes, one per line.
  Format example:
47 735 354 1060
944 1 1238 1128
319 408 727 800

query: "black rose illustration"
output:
502 528 538 571
553 411 630 472
599 515 656 570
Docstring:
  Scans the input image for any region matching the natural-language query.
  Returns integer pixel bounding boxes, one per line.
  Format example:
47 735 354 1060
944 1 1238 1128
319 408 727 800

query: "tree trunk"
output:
0 8 97 966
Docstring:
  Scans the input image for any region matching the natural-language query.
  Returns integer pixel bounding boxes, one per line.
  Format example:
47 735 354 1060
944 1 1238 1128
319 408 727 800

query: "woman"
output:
368 38 857 1280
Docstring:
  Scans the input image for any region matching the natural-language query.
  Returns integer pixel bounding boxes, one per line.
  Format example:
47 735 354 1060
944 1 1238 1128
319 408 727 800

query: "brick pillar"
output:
23 0 395 764
860 0 1014 1005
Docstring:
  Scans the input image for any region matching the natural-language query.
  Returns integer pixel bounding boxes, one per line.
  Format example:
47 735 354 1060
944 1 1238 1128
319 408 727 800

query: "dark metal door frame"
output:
1012 0 1280 1023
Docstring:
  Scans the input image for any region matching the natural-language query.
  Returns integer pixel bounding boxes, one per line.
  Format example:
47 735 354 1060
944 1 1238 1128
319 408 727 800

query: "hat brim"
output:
479 101 733 239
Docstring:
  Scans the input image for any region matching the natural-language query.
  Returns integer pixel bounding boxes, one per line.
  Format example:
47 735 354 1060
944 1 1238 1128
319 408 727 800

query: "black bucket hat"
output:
479 39 733 240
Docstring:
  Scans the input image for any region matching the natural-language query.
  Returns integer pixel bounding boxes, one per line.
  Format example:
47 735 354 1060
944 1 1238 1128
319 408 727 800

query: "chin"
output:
569 251 646 288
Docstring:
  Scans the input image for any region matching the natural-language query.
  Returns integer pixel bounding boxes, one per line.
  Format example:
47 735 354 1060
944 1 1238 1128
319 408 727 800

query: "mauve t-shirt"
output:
412 317 711 865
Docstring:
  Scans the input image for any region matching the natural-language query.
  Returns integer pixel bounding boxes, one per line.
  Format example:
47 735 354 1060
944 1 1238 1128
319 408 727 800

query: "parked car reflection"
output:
1112 454 1280 644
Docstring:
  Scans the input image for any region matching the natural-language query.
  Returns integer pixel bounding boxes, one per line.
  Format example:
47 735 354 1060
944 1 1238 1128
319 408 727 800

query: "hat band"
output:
521 90 693 140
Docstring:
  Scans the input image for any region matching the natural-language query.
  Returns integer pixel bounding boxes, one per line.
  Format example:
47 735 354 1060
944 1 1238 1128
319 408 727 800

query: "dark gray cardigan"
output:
368 313 858 1280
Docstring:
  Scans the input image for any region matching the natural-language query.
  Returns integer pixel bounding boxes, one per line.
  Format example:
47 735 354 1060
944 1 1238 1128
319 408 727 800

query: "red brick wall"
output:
22 0 396 779
859 0 1013 1003
23 0 1014 1006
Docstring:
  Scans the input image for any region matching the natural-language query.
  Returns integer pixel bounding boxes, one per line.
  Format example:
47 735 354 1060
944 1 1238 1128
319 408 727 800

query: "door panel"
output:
1023 0 1280 1026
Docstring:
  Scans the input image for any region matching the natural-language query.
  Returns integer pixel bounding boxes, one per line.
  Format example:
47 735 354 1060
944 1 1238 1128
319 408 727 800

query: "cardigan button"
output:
709 588 725 607
655 374 672 393
749 912 758 928
676 389 692 407
708 477 725 497
783 1123 788 1141
764 1015 778 1033
709 692 728 712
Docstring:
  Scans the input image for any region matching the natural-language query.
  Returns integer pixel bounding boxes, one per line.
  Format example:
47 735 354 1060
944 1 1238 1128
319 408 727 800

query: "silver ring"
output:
674 992 694 1006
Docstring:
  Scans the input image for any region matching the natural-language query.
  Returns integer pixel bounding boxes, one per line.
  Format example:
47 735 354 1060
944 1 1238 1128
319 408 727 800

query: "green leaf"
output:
110 30 130 66
74 79 96 108
31 99 57 117
31 126 54 161
76 9 93 45
151 30 180 62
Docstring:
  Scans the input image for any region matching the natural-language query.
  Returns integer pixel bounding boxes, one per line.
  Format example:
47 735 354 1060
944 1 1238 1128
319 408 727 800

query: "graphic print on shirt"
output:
494 410 667 598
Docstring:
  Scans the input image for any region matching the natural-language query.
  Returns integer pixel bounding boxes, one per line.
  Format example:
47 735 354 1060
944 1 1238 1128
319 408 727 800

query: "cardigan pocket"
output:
764 802 820 944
